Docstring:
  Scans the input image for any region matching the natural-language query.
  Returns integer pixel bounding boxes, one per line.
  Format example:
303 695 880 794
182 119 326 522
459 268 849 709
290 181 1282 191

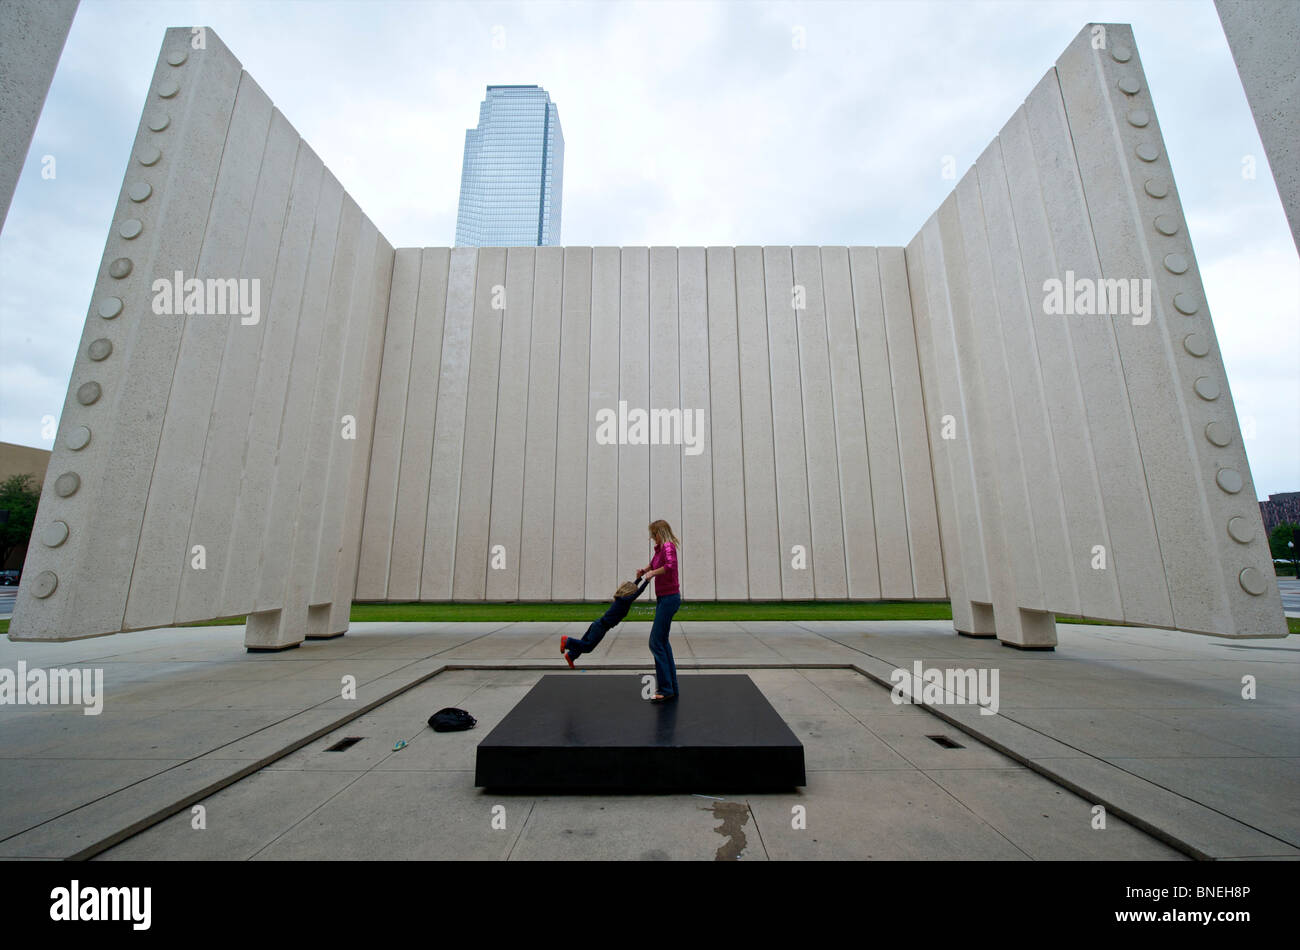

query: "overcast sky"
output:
1 0 1296 499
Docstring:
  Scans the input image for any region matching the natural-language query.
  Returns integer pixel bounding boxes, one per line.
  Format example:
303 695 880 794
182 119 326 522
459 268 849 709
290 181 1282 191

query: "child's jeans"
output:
566 620 609 657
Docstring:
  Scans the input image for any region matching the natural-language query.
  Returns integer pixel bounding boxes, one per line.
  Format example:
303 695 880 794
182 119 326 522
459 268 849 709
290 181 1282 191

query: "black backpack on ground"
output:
428 707 476 732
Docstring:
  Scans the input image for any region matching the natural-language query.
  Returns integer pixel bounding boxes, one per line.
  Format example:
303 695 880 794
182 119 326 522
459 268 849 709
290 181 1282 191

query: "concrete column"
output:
997 98 1121 621
879 247 946 599
1216 0 1300 253
451 246 507 600
852 247 911 599
516 246 563 598
0 0 78 231
614 248 649 585
704 247 749 599
678 247 717 599
11 29 244 641
734 247 781 599
420 246 478 599
648 248 682 588
251 173 344 627
820 247 880 600
355 248 423 601
552 247 593 598
763 247 814 599
583 247 620 599
485 247 538 600
792 247 849 599
1056 23 1285 635
129 76 278 628
387 249 449 600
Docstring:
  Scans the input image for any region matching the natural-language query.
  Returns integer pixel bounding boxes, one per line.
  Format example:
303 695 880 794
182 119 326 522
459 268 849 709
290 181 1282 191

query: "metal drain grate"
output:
926 734 964 749
326 737 365 751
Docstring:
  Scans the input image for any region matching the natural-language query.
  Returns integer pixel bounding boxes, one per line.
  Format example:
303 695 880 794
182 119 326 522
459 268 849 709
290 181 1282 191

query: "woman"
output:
637 520 681 703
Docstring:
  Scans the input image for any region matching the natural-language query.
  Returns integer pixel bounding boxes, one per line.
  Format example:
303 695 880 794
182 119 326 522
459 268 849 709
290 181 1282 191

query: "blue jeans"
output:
648 593 681 697
566 620 609 656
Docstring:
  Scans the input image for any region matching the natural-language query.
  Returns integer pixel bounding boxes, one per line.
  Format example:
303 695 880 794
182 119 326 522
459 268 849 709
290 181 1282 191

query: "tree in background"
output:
0 474 40 570
1268 522 1299 577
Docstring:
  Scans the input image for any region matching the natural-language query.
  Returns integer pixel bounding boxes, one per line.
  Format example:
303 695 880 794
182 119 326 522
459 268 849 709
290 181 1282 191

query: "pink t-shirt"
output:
650 541 680 596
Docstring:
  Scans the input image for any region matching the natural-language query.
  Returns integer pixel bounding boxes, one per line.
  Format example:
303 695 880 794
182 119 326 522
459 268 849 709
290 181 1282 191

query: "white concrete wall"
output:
10 29 393 648
0 0 78 231
11 23 1286 648
907 24 1286 643
1216 0 1300 254
356 243 946 605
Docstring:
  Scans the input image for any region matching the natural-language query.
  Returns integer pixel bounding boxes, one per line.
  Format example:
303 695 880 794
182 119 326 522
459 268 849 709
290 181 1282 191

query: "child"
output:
561 577 650 668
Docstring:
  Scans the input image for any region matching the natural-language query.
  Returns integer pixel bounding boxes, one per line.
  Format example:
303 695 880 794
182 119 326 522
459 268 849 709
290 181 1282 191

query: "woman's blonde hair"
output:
648 520 679 548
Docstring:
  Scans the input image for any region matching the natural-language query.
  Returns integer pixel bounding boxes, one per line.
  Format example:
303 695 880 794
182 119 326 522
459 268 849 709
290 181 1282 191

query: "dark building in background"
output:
1259 492 1300 535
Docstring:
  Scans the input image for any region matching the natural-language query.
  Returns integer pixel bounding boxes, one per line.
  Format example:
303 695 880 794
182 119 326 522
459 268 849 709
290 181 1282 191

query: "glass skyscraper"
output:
454 85 564 247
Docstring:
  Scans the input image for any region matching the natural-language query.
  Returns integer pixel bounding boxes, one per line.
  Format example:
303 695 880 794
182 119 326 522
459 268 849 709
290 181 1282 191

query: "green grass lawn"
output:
3 602 1297 635
348 600 956 623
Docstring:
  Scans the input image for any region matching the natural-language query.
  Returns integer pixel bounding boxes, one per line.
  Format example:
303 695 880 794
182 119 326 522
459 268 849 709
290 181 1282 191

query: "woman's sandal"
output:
649 693 676 703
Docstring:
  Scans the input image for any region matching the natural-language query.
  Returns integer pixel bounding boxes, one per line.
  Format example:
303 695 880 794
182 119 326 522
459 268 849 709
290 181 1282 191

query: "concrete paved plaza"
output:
1 619 1296 860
